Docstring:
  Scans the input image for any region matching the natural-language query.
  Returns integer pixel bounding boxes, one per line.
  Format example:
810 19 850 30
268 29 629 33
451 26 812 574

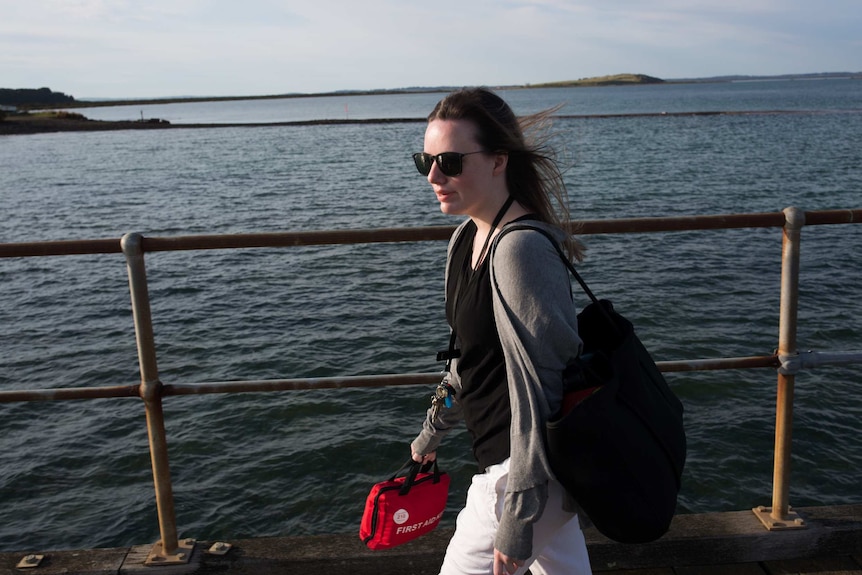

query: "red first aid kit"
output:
359 459 449 550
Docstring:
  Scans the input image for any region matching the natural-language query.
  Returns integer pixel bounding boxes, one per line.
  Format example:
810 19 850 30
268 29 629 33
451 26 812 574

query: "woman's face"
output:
422 119 505 219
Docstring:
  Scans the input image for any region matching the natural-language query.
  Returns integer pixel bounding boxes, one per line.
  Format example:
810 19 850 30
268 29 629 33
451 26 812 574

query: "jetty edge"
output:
0 112 429 135
1 504 859 574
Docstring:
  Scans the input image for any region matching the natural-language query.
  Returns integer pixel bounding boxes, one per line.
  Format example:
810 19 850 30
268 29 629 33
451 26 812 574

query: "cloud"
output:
1 0 859 97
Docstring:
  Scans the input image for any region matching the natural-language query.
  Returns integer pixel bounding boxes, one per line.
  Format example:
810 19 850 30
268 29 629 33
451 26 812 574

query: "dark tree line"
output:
0 87 76 106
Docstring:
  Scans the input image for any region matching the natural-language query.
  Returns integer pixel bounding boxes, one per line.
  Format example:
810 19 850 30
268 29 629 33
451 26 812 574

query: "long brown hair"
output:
427 87 583 261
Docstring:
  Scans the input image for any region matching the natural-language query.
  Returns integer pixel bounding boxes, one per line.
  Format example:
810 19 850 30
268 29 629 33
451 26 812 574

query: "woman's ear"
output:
492 152 508 176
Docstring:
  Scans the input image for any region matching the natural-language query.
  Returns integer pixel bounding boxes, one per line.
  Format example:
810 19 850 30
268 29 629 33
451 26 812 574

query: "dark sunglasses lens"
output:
413 152 465 177
413 153 433 175
437 153 462 177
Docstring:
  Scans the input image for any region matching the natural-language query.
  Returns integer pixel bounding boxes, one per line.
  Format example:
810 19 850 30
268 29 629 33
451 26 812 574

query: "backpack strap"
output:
493 223 620 334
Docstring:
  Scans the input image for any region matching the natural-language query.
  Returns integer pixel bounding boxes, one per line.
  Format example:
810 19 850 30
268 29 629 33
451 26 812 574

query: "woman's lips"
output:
435 189 455 202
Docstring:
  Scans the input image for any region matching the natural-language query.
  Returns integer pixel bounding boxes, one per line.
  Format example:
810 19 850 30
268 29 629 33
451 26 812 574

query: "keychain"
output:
429 378 456 420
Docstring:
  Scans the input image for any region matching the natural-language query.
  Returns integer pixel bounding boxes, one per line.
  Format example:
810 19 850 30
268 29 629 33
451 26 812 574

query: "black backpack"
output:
500 224 686 544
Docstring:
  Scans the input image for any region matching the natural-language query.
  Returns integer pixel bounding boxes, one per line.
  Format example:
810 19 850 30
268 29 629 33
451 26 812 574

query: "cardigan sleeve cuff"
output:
494 484 548 560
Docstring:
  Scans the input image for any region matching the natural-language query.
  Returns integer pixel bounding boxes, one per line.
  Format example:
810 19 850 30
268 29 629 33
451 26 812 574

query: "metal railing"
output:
2 207 861 564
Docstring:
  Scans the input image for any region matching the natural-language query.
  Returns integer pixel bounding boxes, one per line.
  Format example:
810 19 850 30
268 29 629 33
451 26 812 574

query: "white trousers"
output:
439 458 592 575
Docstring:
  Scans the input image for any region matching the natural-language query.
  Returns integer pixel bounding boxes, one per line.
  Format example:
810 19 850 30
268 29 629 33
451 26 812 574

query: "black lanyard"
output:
437 196 515 369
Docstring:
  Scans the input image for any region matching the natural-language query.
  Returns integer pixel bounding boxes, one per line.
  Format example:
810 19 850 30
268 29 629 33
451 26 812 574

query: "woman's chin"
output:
438 200 463 216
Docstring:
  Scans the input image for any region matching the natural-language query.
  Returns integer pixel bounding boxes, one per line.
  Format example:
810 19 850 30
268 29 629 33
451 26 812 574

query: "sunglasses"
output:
412 151 487 177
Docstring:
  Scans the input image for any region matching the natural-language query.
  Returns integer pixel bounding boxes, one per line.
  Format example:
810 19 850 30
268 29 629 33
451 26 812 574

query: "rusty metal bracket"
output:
16 554 45 569
752 505 807 530
144 538 196 566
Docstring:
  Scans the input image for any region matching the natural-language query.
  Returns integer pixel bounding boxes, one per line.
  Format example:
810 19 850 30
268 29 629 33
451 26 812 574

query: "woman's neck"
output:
470 197 528 268
472 200 528 235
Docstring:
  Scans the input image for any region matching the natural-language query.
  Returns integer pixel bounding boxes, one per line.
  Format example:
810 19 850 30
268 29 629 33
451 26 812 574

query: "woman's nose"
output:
427 161 446 184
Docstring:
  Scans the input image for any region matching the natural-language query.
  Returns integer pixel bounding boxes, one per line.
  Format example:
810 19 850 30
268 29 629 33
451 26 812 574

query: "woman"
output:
409 87 592 575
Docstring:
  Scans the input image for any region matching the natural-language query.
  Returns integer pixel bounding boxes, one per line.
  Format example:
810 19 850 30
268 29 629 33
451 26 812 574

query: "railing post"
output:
122 233 195 565
753 207 806 530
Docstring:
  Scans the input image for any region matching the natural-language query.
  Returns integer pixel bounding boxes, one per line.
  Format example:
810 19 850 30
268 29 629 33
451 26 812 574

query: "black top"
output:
447 221 511 471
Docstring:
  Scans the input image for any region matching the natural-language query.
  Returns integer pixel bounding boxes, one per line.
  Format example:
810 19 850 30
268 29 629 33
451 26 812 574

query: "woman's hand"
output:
411 450 436 464
493 548 524 575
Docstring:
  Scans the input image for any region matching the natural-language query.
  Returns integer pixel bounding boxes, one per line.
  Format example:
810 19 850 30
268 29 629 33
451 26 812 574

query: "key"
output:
429 396 442 421
429 380 455 421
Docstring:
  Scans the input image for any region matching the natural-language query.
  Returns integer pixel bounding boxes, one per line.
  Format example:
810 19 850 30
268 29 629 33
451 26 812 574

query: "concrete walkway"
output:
2 505 860 575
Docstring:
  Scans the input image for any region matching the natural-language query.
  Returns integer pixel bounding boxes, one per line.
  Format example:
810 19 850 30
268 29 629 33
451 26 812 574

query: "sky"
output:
2 0 860 100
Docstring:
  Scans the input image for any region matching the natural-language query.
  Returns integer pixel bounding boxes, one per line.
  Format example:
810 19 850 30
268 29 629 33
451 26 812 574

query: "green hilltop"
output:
530 74 665 88
0 87 75 106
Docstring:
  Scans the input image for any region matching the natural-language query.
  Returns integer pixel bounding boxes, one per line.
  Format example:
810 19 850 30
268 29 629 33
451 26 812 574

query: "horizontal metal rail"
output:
2 209 860 258
783 350 862 373
0 385 141 403
0 355 787 404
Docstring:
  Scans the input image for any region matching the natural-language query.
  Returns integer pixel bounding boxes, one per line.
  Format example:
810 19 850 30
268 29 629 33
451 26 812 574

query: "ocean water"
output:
1 80 861 553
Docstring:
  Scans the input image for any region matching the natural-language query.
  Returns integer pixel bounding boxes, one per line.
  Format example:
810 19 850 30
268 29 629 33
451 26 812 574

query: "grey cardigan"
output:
410 218 584 559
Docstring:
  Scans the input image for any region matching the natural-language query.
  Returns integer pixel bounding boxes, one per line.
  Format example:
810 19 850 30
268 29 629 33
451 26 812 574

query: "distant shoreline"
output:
52 73 664 109
8 72 860 112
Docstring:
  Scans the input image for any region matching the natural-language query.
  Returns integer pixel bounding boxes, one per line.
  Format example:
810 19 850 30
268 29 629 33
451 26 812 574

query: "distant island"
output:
528 73 665 88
